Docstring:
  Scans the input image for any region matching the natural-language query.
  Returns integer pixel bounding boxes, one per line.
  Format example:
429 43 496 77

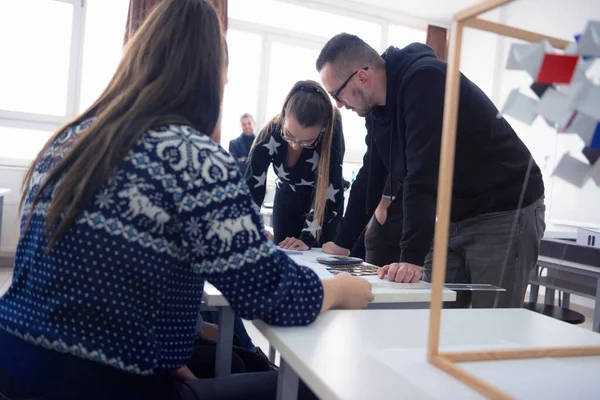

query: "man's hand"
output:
375 196 392 225
378 262 422 283
279 237 309 250
323 241 350 256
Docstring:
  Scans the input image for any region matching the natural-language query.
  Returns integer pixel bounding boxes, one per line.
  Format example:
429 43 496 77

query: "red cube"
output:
536 54 579 85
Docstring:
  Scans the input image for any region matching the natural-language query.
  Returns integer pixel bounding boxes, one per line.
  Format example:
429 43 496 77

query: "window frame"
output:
0 0 86 129
0 0 429 166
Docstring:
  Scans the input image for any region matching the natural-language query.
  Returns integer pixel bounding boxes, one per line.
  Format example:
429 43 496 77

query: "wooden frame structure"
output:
426 0 600 398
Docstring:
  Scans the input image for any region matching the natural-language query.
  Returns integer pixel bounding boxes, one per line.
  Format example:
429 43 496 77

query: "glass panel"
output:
0 126 53 161
229 0 381 49
79 0 129 112
221 29 262 147
387 24 427 48
0 0 73 116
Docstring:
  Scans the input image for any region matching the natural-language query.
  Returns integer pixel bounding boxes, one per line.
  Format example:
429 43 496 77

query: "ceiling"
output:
344 0 484 24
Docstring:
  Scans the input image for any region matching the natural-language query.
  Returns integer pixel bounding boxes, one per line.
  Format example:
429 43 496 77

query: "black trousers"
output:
363 198 403 267
272 186 312 243
0 341 317 400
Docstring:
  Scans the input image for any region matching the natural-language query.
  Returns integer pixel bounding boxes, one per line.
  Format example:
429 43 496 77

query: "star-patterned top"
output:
245 117 345 247
0 121 324 378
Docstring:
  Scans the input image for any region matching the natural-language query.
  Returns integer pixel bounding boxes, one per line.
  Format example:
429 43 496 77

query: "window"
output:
221 29 263 147
0 126 53 163
387 24 427 48
265 42 321 121
79 0 129 112
0 0 74 116
229 0 382 49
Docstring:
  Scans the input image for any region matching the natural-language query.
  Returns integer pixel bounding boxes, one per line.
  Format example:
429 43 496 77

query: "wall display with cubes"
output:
500 19 600 188
427 1 600 399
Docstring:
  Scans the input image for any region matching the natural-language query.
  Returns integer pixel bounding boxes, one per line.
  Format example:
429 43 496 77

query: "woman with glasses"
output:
246 80 345 251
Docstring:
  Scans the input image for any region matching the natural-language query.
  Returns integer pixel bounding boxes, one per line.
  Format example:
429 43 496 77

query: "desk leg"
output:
544 288 555 305
528 284 539 304
276 359 299 400
215 306 234 377
561 292 570 309
268 345 276 363
594 280 600 333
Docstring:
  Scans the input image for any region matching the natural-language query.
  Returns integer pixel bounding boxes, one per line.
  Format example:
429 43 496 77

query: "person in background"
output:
316 33 545 308
245 80 345 251
229 113 256 175
0 3 374 399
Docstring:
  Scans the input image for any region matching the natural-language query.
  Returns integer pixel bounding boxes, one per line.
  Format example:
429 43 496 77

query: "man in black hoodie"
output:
316 33 546 308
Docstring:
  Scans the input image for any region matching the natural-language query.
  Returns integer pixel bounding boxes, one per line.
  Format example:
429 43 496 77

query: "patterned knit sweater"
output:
0 120 323 376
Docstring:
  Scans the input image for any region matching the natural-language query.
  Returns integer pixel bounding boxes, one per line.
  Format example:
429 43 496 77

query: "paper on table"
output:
279 248 303 255
362 276 432 290
372 344 600 400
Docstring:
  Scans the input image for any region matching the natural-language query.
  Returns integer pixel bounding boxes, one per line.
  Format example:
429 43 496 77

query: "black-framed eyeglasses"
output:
330 66 368 102
280 125 323 149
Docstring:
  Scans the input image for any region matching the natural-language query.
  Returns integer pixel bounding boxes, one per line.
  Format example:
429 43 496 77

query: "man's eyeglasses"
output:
281 125 323 149
330 66 369 102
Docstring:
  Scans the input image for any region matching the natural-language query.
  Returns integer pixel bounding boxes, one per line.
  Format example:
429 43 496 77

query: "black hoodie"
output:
334 44 544 266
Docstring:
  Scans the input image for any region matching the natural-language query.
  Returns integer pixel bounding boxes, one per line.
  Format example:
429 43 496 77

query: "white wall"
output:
460 0 600 233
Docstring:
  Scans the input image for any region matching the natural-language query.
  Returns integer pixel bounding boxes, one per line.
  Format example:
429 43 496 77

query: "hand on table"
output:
320 273 374 313
322 241 350 256
279 237 309 251
378 262 422 283
265 230 274 241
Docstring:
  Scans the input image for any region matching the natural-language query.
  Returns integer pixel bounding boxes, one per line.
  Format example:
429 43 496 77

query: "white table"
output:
203 248 456 377
0 189 10 248
254 308 600 400
532 255 600 332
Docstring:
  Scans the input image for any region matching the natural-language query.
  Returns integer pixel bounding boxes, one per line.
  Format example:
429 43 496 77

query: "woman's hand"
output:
322 241 350 256
197 321 219 341
279 237 309 250
320 273 374 313
171 366 197 381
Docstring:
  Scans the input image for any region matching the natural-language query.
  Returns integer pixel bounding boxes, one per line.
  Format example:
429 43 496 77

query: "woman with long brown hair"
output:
0 1 373 399
246 80 345 251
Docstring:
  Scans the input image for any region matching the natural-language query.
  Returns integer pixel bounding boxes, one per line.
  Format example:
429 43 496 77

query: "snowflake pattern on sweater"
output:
0 121 323 375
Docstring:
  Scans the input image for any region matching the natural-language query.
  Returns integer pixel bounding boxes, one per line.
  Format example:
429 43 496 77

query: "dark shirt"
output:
245 118 345 247
229 133 255 175
335 44 544 266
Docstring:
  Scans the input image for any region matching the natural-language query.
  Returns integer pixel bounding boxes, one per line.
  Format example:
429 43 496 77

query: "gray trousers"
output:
423 196 546 308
